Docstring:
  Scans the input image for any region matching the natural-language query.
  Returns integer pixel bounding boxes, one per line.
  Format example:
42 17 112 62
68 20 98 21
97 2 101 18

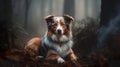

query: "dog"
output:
24 15 77 63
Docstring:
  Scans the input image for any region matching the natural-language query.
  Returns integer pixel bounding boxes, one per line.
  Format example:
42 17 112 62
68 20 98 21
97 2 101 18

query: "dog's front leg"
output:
46 50 65 63
68 49 77 62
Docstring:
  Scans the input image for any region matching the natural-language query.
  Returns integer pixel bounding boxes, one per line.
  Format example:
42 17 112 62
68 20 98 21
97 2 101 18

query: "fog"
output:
11 0 101 37
92 2 120 52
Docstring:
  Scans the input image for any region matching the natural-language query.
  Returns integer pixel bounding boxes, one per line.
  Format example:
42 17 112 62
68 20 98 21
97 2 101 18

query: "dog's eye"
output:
48 21 55 26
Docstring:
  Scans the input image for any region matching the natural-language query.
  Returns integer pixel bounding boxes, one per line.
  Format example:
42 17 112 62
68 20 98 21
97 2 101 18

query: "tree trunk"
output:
0 0 13 51
100 0 118 26
24 0 29 29
63 0 75 18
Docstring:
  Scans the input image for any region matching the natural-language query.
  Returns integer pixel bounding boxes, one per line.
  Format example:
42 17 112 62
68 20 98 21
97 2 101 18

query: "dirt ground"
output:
0 49 110 67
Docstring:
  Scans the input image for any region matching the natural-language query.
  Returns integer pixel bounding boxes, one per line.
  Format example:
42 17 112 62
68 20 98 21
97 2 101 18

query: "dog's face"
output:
45 15 74 42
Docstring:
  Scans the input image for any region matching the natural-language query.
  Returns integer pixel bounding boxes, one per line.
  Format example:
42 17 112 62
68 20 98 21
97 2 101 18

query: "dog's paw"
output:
36 56 44 59
57 57 65 63
71 55 77 62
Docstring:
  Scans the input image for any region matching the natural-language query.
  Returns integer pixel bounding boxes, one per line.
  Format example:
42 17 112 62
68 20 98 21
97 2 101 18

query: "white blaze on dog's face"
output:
53 17 64 34
45 15 74 42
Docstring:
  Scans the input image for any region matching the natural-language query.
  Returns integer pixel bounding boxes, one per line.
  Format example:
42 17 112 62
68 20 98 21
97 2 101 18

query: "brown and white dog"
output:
24 15 77 63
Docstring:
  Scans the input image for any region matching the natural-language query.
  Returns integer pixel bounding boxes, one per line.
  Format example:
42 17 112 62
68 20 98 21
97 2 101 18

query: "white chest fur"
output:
43 34 73 57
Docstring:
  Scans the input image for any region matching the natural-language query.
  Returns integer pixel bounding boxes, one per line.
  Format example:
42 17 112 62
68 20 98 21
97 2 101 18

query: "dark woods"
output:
0 0 120 67
0 0 76 52
0 0 14 51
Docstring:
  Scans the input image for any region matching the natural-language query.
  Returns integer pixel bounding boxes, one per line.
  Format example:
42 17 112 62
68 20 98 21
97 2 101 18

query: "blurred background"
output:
0 0 120 67
0 0 101 48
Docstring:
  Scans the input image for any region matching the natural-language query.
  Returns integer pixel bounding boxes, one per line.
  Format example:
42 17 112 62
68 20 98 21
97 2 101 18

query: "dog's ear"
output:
45 15 54 21
45 15 54 26
63 14 74 24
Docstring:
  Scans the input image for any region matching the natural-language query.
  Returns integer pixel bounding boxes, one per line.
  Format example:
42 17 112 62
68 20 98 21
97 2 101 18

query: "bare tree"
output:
63 0 75 18
0 0 14 51
84 0 88 17
24 0 28 29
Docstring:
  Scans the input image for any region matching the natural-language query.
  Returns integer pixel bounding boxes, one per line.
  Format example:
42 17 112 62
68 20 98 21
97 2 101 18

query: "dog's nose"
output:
57 29 61 34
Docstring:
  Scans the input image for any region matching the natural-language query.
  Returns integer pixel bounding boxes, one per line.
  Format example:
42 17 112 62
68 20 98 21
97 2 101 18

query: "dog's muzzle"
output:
57 29 62 34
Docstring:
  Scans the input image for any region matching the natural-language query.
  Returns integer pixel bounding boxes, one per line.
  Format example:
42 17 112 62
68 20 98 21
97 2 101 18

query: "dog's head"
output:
45 15 74 43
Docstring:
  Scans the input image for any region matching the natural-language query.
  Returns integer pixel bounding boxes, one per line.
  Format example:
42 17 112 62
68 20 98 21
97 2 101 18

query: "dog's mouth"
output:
56 32 62 35
49 34 69 43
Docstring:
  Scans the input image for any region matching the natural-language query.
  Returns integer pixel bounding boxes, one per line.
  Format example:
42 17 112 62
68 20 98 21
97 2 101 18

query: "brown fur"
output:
68 49 77 61
46 50 60 60
46 16 71 41
24 37 41 58
46 49 77 62
24 15 77 63
24 37 77 62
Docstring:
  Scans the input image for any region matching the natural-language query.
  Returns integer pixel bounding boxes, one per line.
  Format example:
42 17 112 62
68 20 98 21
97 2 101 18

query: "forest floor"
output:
0 49 110 67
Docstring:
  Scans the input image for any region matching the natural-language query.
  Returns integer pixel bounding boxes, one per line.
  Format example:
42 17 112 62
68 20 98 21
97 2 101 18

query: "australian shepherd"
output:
24 15 77 63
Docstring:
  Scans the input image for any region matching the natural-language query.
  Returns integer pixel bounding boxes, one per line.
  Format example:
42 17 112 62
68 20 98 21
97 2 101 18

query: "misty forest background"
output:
0 0 120 67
